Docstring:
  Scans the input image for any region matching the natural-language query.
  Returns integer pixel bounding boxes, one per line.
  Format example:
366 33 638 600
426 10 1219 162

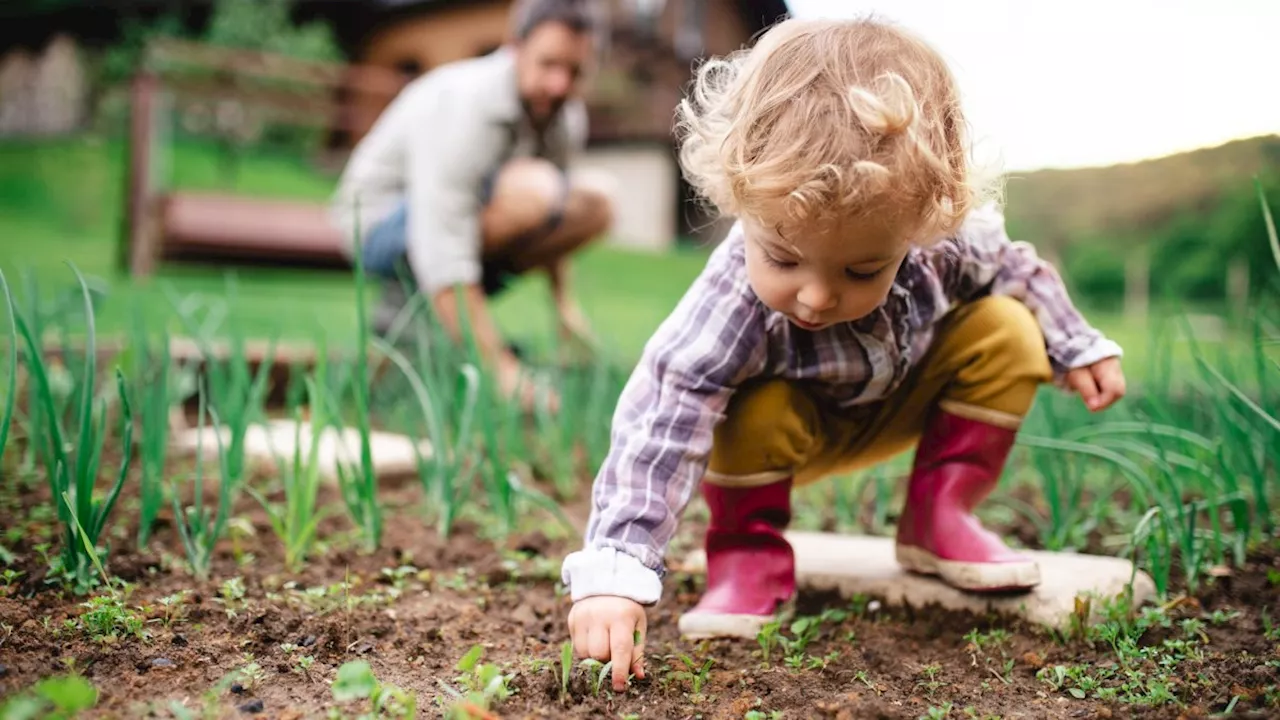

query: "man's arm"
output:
402 86 515 375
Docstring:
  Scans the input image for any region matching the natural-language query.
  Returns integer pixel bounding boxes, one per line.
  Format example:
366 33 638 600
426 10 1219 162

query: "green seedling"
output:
756 619 782 664
559 640 573 698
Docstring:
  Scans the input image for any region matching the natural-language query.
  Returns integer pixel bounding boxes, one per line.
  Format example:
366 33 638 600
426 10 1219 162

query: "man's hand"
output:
567 596 646 692
1065 356 1126 412
548 260 596 363
495 353 561 414
430 284 559 413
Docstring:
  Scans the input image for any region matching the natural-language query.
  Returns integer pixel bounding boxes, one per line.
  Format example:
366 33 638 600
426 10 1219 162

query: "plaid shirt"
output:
560 204 1122 604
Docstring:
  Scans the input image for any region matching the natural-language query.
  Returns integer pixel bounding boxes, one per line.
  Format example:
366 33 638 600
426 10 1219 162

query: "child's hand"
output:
1065 356 1126 412
567 595 647 692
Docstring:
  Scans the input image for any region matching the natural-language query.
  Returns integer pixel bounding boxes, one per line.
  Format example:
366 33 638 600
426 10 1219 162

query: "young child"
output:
561 16 1126 691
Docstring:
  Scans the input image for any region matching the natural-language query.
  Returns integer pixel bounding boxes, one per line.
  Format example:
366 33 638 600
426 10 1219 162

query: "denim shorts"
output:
361 167 567 297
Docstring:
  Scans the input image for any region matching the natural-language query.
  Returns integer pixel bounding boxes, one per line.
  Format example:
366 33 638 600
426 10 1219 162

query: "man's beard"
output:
522 96 567 128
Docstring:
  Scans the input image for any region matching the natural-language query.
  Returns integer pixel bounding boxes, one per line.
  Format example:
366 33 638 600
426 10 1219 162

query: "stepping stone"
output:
171 419 431 483
674 531 1156 631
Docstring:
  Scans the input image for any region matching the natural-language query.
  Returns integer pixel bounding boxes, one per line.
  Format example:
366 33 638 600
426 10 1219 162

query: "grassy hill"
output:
1002 133 1280 250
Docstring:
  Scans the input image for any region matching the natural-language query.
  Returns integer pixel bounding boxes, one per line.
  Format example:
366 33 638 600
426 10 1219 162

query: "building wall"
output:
575 144 678 251
348 0 762 249
360 1 511 79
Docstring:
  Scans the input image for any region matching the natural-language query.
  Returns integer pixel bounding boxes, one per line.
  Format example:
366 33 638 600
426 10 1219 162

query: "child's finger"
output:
609 620 635 691
631 615 647 680
587 625 611 663
1066 367 1101 410
571 623 589 661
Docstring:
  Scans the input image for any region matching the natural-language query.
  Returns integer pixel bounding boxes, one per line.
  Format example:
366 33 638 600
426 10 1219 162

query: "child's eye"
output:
764 253 797 269
845 267 882 282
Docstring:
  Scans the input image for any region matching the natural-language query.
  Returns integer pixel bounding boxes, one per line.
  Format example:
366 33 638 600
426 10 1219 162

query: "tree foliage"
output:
203 0 341 63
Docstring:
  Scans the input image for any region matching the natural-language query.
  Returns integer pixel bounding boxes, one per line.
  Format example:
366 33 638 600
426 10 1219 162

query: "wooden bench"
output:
155 192 349 269
121 39 405 277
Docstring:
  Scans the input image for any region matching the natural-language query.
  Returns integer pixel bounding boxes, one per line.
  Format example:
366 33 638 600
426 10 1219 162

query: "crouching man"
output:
330 0 613 411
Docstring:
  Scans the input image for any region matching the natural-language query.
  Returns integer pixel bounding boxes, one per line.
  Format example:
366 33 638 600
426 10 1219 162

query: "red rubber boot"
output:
895 409 1040 591
678 478 796 639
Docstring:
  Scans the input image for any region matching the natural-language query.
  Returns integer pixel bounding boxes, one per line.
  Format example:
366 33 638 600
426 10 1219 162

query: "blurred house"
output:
0 0 790 249
325 0 791 249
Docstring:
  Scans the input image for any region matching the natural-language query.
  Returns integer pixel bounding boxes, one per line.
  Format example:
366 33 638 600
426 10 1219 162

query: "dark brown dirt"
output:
0 456 1277 720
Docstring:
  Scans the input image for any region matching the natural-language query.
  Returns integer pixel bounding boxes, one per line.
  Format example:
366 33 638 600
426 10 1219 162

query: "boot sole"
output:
895 544 1040 592
678 599 795 640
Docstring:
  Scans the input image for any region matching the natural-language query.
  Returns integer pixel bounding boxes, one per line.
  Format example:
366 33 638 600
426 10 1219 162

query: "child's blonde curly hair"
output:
677 16 998 243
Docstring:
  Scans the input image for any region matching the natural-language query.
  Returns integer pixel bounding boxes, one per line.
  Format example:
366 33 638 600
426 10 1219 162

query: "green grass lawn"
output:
0 134 1269 385
0 135 710 362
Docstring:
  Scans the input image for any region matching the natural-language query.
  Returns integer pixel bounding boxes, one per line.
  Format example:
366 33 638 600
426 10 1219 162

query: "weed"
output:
438 645 514 718
0 673 97 719
153 590 189 627
331 660 417 719
78 591 147 644
672 653 715 696
916 663 946 698
216 576 247 617
234 654 267 691
578 658 614 697
921 702 953 719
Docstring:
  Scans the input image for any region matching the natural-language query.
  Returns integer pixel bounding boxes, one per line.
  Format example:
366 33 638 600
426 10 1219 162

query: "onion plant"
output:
129 304 173 549
248 375 330 572
335 204 381 552
0 269 16 475
1011 185 1280 597
169 382 235 581
14 264 133 591
372 335 480 538
165 277 277 491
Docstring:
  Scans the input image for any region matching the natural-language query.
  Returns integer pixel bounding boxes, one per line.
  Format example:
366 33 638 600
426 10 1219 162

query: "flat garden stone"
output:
675 531 1156 631
171 420 431 483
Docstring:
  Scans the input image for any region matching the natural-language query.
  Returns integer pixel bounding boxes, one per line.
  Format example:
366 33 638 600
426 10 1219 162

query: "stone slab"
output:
171 419 431 483
674 531 1156 631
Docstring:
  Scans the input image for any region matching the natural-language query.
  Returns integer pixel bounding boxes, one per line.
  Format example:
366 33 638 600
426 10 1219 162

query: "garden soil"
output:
1 468 1277 719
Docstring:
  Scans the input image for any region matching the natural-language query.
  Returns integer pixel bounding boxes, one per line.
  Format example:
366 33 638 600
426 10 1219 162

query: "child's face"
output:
743 217 912 331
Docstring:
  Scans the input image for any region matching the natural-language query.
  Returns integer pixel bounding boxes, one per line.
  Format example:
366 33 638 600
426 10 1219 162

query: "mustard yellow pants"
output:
705 296 1054 488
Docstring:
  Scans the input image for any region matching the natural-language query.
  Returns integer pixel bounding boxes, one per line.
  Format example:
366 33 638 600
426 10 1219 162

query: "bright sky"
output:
783 0 1278 172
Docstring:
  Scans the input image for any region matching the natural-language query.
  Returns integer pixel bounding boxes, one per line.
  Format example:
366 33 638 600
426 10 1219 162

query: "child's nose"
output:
797 282 837 313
